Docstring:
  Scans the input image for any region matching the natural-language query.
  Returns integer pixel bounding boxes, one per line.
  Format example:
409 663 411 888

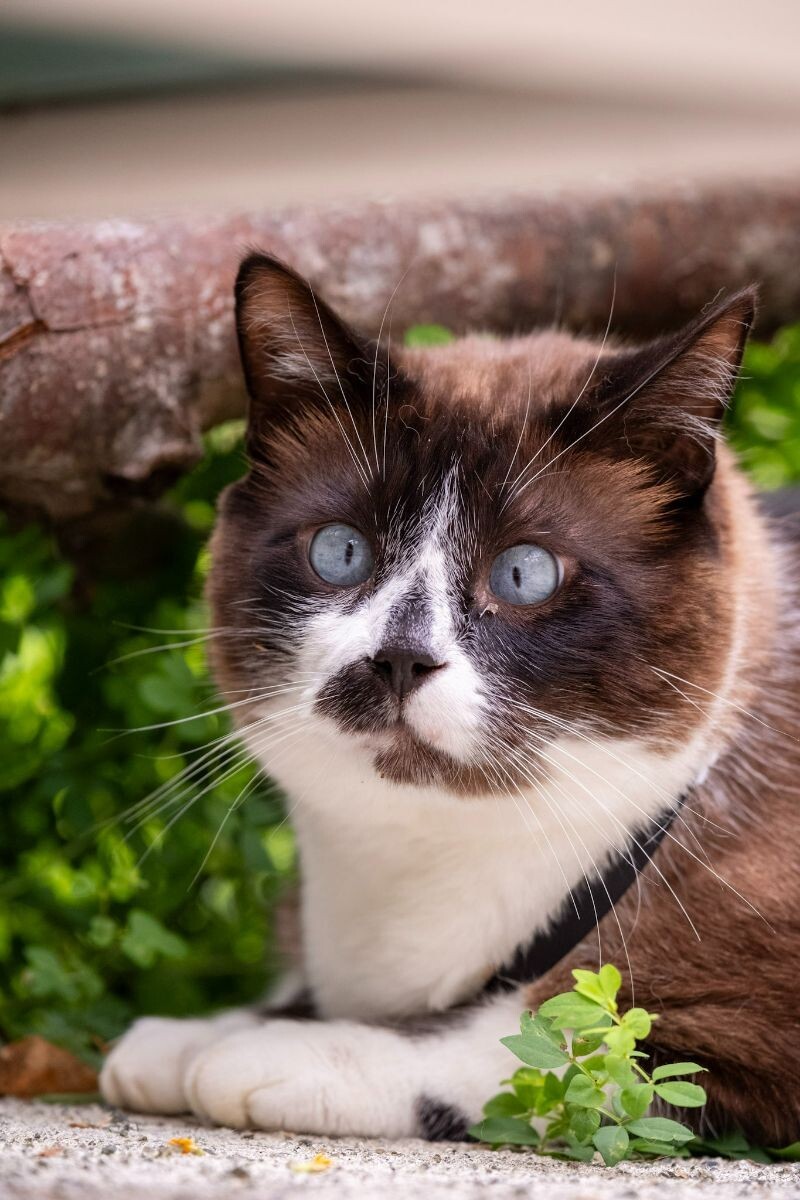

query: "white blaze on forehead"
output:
295 466 485 762
398 467 484 759
411 466 461 655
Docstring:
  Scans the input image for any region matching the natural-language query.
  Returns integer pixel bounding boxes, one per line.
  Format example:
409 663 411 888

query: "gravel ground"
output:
1 1099 799 1200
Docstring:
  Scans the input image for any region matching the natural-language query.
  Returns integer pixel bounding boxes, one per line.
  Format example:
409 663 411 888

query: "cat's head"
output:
209 254 757 797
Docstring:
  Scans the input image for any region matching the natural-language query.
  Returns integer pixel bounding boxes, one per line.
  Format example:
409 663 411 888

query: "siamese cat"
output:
101 255 800 1146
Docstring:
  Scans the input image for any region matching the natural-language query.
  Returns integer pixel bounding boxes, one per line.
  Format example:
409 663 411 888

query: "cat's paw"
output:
184 1020 415 1136
100 1012 258 1115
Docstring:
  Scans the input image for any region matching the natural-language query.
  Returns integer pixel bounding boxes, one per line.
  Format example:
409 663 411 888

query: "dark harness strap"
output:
484 795 686 993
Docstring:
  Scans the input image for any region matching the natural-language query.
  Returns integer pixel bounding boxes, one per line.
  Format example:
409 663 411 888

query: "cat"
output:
100 254 800 1146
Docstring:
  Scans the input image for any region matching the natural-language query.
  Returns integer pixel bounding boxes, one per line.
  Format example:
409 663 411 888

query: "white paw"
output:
100 1012 258 1115
184 1020 417 1137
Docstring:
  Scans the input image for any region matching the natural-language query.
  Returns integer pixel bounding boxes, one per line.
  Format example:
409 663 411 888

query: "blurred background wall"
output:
2 0 799 220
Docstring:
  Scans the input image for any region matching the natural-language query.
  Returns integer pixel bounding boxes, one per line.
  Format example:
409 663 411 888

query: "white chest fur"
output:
258 721 705 1022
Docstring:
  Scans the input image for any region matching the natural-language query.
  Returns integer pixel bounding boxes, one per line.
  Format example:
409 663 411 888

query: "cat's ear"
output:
234 253 371 448
591 287 757 499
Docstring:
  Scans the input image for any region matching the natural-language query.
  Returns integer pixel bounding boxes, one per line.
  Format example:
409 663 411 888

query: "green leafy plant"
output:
728 323 800 490
470 965 707 1165
0 422 294 1063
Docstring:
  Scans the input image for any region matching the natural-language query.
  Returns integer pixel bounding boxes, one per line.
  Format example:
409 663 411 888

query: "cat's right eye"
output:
489 544 562 606
308 523 374 587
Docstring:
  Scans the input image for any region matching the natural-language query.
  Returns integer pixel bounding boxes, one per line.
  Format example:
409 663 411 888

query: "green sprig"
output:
469 966 705 1165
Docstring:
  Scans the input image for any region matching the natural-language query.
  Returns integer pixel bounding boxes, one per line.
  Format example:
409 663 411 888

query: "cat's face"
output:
209 257 754 796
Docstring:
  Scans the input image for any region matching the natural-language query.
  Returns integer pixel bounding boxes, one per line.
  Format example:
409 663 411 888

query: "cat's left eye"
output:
308 523 374 587
489 544 562 606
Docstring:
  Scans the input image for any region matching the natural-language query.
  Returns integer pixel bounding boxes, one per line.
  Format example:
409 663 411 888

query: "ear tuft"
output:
234 253 370 448
593 286 757 499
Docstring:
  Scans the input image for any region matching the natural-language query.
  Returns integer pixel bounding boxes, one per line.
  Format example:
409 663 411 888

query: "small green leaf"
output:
631 1138 686 1157
621 1007 653 1038
571 969 609 1007
769 1142 800 1161
509 1067 546 1108
603 1025 637 1057
501 1027 568 1075
605 1054 636 1088
521 1010 564 1046
568 1107 601 1142
620 1083 654 1120
626 1117 695 1144
691 1131 753 1159
538 1071 565 1113
86 915 116 949
597 964 622 1004
561 1064 581 1089
561 1140 596 1162
538 992 610 1032
119 909 188 968
468 1116 540 1147
651 1062 707 1081
403 323 455 348
571 1029 609 1056
593 1124 630 1166
654 1081 707 1108
579 1054 607 1074
483 1092 526 1118
564 1074 606 1109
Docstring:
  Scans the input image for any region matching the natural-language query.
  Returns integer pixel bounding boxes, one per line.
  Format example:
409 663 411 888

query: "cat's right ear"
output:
234 253 371 453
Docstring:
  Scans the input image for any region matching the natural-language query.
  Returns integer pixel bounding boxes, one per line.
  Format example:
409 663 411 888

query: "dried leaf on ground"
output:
0 1036 98 1098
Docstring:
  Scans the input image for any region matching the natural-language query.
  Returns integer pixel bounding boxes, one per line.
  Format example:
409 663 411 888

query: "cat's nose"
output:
370 647 444 700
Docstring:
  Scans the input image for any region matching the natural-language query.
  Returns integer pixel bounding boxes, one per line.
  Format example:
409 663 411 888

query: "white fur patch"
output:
101 989 525 1135
290 465 486 764
237 464 715 1024
256 721 707 1022
184 992 523 1135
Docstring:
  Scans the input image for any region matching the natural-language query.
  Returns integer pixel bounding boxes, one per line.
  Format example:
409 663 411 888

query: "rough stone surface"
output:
3 181 800 521
0 1099 798 1200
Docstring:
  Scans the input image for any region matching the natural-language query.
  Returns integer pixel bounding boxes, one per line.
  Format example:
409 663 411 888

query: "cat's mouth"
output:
369 722 463 787
351 721 489 795
313 662 493 793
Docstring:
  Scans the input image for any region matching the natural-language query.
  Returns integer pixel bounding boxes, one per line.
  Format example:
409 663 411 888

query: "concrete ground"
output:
1 1099 798 1200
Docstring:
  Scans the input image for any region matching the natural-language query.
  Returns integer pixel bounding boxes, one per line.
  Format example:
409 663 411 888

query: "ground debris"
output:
289 1152 335 1173
167 1135 204 1156
1 1098 799 1199
0 1036 98 1099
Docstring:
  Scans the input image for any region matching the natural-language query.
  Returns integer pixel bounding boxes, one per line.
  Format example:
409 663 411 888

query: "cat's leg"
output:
100 884 307 1116
182 989 526 1138
100 970 309 1115
99 1010 262 1115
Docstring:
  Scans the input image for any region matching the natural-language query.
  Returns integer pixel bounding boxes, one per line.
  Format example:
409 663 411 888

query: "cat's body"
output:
101 258 800 1145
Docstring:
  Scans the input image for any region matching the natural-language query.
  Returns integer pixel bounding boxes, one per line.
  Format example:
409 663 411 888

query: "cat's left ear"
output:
591 287 757 498
234 253 372 450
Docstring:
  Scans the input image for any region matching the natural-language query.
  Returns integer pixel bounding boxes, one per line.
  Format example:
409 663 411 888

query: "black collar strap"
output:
484 793 687 993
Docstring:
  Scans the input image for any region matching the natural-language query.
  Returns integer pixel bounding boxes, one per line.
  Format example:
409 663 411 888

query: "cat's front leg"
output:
100 1010 262 1115
100 965 310 1115
183 990 524 1138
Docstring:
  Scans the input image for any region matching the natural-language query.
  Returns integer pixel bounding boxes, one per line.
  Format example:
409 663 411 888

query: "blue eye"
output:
489 544 561 606
309 524 373 587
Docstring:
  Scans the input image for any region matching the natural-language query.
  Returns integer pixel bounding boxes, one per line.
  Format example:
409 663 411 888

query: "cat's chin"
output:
364 725 494 797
